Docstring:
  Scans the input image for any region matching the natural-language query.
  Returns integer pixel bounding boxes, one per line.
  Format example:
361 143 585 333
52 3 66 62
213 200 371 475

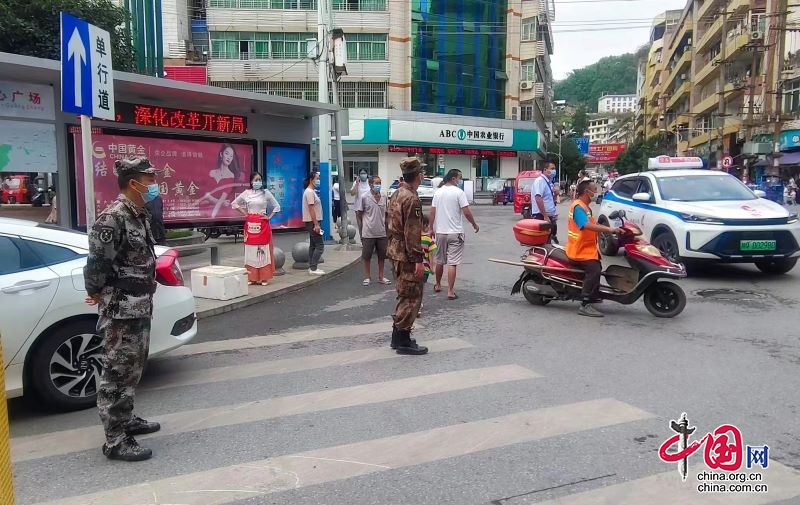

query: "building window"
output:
520 105 533 121
521 17 537 41
210 32 314 59
784 79 800 113
210 80 387 107
332 0 386 11
207 0 386 9
521 61 535 81
331 81 388 108
346 34 387 61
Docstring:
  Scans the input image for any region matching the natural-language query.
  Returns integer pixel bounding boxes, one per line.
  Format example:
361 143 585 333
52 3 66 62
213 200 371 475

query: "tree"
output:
0 0 136 72
553 53 638 112
570 106 589 138
613 136 673 175
546 135 585 182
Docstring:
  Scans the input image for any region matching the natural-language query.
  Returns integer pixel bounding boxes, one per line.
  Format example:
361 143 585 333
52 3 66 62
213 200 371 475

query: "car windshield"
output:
421 179 432 187
656 174 757 202
517 178 535 192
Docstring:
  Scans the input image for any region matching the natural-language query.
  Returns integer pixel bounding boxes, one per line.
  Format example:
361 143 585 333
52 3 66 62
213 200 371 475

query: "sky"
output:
549 0 688 80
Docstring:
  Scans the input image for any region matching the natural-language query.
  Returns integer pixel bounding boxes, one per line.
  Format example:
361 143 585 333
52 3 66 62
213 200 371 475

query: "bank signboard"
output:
390 120 514 148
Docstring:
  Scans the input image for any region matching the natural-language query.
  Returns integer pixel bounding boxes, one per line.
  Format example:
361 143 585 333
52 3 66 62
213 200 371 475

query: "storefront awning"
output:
754 151 800 167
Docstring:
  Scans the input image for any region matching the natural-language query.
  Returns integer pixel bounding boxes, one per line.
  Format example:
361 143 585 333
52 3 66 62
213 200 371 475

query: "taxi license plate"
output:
740 240 776 252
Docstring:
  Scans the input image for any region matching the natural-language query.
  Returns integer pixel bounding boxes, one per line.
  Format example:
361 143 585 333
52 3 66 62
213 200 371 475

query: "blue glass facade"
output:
411 0 508 119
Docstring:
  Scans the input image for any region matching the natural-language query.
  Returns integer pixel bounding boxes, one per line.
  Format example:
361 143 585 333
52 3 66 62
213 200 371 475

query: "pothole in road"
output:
694 288 767 301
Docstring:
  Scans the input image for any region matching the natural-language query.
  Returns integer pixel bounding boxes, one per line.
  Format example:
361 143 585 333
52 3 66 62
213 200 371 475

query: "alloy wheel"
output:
48 332 104 399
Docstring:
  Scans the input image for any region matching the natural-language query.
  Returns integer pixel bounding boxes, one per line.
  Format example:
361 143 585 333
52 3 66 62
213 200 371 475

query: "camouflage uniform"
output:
84 164 157 451
387 158 428 355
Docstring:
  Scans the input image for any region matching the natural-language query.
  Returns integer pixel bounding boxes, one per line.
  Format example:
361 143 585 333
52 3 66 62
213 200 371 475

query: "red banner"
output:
588 143 627 164
73 131 254 226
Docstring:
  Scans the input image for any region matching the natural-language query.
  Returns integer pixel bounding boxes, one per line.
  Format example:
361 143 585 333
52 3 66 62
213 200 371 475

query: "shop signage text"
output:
112 102 248 134
0 80 55 120
588 143 626 164
388 145 517 157
390 120 514 148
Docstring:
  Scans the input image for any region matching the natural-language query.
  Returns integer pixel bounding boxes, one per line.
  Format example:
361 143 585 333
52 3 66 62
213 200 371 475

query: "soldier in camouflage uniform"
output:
387 157 429 355
84 157 162 462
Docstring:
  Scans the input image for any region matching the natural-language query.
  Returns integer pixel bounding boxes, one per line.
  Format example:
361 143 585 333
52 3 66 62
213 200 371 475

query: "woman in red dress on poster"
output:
231 172 281 285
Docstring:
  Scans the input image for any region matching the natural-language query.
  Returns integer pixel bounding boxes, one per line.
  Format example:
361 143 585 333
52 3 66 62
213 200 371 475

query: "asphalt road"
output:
10 202 800 505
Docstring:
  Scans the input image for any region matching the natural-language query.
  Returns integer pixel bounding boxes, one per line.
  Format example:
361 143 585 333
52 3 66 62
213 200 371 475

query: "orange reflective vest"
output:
566 199 600 261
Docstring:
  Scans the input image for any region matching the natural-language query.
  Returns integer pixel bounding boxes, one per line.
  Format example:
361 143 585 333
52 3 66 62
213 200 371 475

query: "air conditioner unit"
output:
680 73 687 80
751 31 764 41
520 81 533 90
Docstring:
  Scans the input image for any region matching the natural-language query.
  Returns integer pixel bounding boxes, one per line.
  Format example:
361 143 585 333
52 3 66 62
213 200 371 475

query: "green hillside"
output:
553 53 639 112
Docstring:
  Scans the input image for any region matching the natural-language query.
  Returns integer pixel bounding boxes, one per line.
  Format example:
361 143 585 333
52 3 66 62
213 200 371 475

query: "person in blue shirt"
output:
531 161 559 243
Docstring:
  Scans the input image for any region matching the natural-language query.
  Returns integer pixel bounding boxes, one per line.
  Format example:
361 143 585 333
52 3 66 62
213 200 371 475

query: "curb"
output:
195 255 361 320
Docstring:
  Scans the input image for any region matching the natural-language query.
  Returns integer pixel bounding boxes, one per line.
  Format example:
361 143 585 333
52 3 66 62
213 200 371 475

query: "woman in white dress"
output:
231 172 281 285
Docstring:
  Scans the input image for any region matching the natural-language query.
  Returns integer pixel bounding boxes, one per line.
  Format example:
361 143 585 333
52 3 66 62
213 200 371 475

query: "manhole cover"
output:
694 289 767 301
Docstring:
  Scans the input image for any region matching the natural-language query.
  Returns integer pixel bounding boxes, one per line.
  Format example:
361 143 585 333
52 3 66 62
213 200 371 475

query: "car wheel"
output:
8 195 15 205
754 258 798 275
28 319 104 411
597 217 619 256
652 231 681 264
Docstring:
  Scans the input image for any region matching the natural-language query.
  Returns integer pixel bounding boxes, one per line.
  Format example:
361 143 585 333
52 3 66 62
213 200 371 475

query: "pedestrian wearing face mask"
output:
350 168 371 238
83 157 161 462
303 171 325 275
358 176 391 286
232 172 281 285
531 161 559 244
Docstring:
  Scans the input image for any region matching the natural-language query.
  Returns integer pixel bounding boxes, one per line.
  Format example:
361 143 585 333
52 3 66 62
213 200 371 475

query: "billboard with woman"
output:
71 128 254 226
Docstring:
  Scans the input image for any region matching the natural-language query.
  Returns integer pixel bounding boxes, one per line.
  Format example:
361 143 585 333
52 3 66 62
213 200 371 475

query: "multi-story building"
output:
638 0 784 169
163 0 556 182
588 115 619 144
597 93 637 114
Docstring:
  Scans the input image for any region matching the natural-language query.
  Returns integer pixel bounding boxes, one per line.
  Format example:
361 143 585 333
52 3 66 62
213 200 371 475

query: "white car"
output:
388 178 435 203
0 217 197 411
597 157 800 274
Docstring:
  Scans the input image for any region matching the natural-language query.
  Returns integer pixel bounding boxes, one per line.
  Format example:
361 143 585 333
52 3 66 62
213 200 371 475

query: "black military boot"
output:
103 436 152 462
395 330 428 355
125 415 161 436
390 325 400 349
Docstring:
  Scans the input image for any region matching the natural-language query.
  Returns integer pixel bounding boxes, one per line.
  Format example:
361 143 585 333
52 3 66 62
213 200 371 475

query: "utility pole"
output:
716 6 728 167
771 0 789 173
317 0 333 240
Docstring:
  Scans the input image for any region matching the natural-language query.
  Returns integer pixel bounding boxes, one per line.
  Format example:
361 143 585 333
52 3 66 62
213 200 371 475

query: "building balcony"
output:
207 59 390 81
665 52 692 90
520 40 547 61
725 32 751 62
666 81 690 110
696 0 723 25
729 0 751 17
520 82 546 99
693 91 719 116
688 131 712 149
694 58 721 86
207 7 389 31
696 15 723 54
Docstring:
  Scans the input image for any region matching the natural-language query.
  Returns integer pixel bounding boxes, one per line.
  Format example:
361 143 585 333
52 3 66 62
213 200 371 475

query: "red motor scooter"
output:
492 210 688 318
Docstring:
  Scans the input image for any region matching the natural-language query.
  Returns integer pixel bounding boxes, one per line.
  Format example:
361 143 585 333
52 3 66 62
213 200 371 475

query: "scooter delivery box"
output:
513 219 552 246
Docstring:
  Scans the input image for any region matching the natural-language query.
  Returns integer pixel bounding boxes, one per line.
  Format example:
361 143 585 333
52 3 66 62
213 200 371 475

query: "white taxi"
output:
597 156 800 274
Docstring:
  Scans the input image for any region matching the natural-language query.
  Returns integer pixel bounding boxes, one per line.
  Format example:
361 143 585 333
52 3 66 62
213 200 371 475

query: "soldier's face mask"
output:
133 180 160 203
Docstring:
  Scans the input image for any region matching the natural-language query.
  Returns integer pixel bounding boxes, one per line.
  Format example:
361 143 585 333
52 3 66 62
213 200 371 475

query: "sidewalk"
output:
183 231 362 320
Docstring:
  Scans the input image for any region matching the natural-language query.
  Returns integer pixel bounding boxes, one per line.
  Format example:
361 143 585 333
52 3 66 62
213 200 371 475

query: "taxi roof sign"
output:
647 155 705 170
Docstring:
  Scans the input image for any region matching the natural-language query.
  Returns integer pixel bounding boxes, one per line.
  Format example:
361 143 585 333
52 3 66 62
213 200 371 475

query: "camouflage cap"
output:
399 157 426 175
115 156 157 175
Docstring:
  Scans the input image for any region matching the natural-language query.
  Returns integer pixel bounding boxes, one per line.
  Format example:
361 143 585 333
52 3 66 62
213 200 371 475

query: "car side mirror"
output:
754 190 766 198
632 192 653 203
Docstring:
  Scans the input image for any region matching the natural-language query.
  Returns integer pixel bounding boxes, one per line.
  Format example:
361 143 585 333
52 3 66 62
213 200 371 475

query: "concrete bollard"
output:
291 241 310 270
273 246 286 276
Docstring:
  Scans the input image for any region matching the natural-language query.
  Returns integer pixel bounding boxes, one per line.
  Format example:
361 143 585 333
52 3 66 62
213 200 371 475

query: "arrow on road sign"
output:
67 28 87 108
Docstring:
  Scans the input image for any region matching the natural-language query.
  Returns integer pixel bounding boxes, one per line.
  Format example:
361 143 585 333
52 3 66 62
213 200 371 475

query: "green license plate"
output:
740 240 777 252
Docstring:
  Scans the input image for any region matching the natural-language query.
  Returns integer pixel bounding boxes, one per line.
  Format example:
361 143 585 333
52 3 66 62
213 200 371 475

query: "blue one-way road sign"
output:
60 12 115 120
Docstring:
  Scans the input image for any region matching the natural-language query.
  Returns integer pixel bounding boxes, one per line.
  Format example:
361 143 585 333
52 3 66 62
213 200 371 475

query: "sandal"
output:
433 284 442 293
447 294 459 300
378 278 392 285
362 279 371 286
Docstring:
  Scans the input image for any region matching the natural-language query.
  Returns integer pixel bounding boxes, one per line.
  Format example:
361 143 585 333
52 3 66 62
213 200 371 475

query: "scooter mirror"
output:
609 211 620 220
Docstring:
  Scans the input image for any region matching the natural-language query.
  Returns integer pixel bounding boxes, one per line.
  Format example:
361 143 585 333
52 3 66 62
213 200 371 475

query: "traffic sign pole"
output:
81 115 96 228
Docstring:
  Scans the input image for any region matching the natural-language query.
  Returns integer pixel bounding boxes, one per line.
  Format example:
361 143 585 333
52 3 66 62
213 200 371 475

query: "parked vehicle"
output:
494 178 516 205
492 211 687 318
1 175 32 204
513 170 543 219
388 178 435 204
0 217 197 410
198 225 241 241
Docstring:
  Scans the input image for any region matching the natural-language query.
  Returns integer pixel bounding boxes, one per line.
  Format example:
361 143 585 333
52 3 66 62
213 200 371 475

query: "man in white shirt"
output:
429 169 479 300
350 168 372 238
531 161 559 244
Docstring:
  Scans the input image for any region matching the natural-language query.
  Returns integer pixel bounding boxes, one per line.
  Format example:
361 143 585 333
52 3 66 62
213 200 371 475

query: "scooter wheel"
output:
522 280 551 306
643 281 686 318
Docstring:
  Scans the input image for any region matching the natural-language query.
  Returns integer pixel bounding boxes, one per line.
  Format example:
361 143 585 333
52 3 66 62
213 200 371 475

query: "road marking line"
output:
143 337 472 392
164 321 415 358
12 364 537 463
35 398 653 505
532 462 800 504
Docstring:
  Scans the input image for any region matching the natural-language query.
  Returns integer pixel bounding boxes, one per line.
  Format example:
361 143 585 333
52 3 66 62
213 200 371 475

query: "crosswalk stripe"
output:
532 462 800 504
143 337 473 392
164 321 413 358
11 364 538 463
35 398 653 505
